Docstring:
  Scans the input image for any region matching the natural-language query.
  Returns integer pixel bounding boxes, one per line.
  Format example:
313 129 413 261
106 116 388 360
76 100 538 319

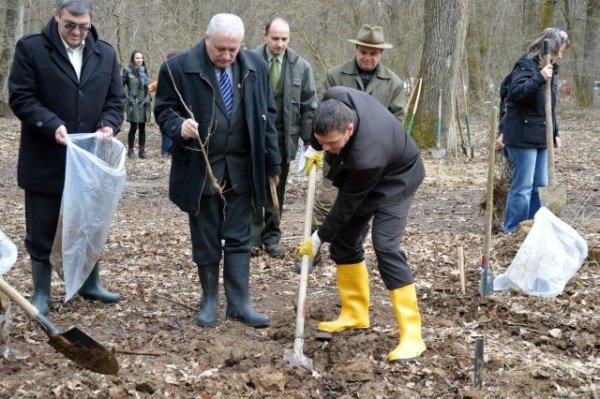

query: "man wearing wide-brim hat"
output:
298 24 406 274
329 24 404 119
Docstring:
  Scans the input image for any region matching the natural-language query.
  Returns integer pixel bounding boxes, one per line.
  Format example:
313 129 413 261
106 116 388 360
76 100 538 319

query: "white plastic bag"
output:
0 230 17 277
50 133 126 301
493 207 588 297
0 229 16 357
295 143 306 177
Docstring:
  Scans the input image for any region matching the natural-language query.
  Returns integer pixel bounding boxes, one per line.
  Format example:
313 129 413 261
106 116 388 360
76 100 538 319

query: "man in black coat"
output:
298 87 426 362
8 0 126 316
154 13 281 328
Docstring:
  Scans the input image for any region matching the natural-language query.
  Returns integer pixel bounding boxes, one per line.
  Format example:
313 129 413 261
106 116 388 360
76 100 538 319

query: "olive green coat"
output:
324 59 405 121
122 65 151 123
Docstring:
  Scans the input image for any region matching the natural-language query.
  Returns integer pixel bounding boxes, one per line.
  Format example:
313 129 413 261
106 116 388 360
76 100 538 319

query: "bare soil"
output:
0 107 598 398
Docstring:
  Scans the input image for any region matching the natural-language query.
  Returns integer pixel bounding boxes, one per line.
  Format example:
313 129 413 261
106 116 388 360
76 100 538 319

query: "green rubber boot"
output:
78 263 120 303
31 260 52 316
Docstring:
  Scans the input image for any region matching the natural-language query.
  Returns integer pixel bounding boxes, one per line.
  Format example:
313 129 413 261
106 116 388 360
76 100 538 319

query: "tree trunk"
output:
412 0 468 156
578 0 600 106
0 0 25 115
465 5 488 105
540 0 559 29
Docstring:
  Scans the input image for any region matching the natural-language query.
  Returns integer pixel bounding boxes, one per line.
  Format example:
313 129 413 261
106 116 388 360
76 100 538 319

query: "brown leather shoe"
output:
265 243 284 258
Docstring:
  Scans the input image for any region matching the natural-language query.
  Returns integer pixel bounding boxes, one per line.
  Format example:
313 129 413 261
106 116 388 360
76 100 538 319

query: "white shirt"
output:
59 33 85 81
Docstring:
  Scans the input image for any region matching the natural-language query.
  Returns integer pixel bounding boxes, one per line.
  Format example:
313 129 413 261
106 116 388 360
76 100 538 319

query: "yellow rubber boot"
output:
318 261 370 332
388 284 426 362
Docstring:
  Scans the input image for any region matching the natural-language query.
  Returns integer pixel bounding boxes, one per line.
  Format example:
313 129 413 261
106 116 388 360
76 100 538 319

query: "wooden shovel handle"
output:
269 178 280 225
413 78 423 115
293 164 317 345
0 277 39 319
543 39 555 186
483 107 499 257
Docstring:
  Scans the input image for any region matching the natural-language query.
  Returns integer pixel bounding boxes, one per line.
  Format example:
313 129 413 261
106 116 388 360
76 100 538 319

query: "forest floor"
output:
0 106 598 398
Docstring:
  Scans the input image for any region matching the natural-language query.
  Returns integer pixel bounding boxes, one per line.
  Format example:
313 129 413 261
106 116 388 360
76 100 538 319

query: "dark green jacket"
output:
253 44 317 163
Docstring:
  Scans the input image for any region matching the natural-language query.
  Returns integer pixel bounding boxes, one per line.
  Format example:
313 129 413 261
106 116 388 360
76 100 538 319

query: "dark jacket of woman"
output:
8 17 126 194
122 65 151 123
502 55 559 148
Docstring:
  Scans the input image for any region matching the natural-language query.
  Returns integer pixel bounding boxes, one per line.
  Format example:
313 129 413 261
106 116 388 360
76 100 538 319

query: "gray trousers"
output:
329 195 416 290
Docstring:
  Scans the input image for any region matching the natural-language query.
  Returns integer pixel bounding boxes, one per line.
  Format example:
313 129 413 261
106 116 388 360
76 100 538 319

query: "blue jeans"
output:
503 145 548 232
160 133 172 156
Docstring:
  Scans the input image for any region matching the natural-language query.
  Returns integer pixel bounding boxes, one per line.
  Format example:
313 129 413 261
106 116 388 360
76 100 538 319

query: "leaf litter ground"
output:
0 106 598 398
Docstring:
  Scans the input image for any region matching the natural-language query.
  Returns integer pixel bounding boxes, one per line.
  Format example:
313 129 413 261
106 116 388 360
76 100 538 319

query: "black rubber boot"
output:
224 253 269 328
31 260 52 316
139 128 146 159
197 263 219 327
78 263 120 303
127 129 136 159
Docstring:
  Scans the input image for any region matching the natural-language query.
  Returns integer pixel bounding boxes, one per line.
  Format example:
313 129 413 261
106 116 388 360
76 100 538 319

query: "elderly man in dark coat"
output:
8 0 126 316
154 13 281 328
298 87 426 362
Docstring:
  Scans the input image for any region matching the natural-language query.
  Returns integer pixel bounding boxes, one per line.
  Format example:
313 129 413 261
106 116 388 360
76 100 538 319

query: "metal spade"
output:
0 277 120 375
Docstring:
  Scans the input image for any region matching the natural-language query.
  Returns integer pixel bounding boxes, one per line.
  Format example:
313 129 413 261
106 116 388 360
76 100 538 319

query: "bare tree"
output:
540 0 559 28
410 0 468 155
0 0 25 115
579 0 600 105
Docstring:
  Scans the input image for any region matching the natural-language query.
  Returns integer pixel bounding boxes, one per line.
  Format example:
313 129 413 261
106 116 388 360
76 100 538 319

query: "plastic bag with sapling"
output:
50 133 126 301
494 207 588 297
0 229 18 358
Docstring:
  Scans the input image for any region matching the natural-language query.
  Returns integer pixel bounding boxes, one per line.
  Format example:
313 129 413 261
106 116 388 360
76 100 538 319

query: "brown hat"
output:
347 25 393 49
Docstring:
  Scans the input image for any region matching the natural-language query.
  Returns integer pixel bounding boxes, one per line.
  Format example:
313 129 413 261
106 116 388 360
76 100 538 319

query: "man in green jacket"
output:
300 24 405 272
252 17 317 258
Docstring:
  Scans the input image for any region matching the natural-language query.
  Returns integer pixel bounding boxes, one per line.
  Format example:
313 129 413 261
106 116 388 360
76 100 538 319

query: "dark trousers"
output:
329 196 416 290
189 190 252 266
250 160 290 246
128 122 146 149
24 190 62 262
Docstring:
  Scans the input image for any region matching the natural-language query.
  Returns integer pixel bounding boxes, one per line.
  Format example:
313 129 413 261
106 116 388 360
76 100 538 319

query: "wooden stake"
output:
457 246 465 294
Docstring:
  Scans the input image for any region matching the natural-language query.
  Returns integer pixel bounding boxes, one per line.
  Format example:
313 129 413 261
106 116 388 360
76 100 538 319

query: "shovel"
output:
431 93 446 158
283 163 316 372
405 78 422 136
0 277 119 375
481 106 499 296
538 40 566 216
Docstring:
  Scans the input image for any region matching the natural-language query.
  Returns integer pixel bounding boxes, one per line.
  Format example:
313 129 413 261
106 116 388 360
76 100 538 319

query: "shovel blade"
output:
284 347 314 371
48 327 120 375
539 184 566 217
480 263 494 297
431 148 446 159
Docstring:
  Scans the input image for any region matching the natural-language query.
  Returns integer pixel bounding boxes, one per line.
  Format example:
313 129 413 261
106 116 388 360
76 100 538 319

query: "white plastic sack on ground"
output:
493 207 588 297
0 229 17 277
50 133 126 301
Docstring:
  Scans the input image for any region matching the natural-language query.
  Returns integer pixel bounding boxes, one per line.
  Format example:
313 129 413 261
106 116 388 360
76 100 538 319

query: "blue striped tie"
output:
219 69 233 115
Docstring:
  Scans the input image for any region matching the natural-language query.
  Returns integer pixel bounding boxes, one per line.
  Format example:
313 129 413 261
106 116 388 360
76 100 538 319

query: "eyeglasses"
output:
61 17 91 33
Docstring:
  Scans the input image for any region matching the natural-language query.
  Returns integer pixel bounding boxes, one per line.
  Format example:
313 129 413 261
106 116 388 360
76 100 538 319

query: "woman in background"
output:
501 28 570 232
122 50 151 159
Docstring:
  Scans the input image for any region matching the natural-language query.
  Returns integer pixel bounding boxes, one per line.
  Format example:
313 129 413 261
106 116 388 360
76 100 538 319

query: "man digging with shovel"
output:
298 87 426 362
